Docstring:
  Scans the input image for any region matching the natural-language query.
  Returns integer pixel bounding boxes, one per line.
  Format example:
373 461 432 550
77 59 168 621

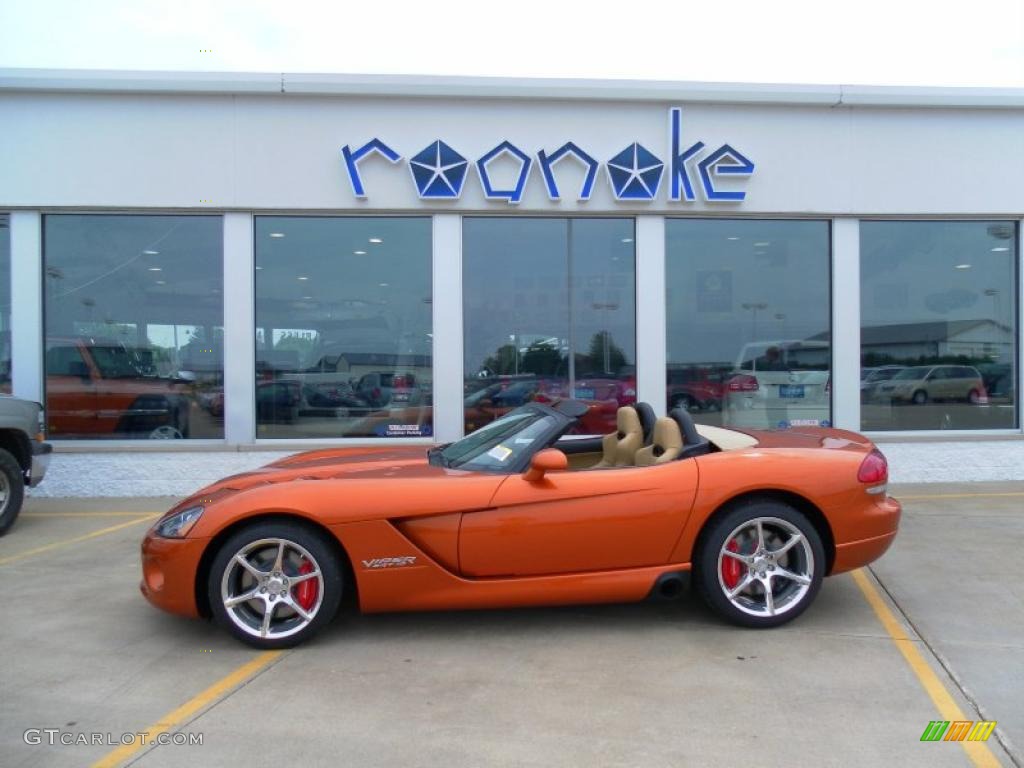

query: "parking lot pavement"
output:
874 482 1024 763
0 491 1016 768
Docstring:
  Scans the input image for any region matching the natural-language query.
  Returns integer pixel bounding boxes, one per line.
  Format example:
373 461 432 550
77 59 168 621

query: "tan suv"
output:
870 365 987 405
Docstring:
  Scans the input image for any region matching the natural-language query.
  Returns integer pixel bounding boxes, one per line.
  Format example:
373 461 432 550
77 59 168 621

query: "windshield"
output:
89 345 147 378
438 407 561 472
892 366 931 380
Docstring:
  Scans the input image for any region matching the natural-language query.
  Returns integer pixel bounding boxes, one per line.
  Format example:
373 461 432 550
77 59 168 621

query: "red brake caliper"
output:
721 538 742 589
294 560 318 611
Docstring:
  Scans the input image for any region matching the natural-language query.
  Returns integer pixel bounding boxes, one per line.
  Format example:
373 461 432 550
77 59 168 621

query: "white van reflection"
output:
724 340 831 429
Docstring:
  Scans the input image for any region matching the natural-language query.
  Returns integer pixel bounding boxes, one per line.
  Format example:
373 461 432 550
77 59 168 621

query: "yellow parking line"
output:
898 491 1024 501
852 569 1001 768
0 514 158 566
22 511 163 518
91 650 284 768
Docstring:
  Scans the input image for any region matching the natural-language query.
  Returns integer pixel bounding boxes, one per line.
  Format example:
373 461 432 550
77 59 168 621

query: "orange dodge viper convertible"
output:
140 401 901 648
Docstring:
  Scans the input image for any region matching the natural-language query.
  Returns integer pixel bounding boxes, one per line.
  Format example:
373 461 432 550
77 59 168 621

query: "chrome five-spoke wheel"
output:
209 522 343 648
717 517 813 618
696 500 825 628
221 538 325 641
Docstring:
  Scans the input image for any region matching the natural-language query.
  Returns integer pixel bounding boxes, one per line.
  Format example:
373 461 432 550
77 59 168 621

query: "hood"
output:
194 445 438 497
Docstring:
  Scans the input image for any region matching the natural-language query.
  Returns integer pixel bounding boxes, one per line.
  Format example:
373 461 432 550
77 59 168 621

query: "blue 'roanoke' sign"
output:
341 107 754 205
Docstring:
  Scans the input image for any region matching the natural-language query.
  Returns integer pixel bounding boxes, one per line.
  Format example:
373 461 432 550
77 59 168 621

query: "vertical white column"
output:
223 212 255 446
11 211 43 404
636 216 667 416
432 214 464 443
831 218 861 431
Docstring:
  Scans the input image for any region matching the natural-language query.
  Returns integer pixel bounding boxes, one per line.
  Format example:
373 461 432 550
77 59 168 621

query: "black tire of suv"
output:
0 448 26 536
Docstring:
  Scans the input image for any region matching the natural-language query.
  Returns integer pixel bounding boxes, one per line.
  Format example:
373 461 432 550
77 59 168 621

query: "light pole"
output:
741 301 768 338
591 302 620 372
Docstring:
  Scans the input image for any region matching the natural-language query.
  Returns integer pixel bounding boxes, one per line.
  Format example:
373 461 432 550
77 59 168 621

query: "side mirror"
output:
524 448 568 483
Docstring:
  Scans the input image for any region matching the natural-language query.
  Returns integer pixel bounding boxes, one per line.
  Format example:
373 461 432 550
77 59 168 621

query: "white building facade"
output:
0 70 1021 457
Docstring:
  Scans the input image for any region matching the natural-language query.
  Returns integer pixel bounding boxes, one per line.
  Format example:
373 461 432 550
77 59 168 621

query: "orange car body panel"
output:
140 427 901 620
460 460 697 577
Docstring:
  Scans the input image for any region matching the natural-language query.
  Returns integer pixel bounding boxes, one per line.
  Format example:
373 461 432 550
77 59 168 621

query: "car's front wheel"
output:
208 522 344 648
695 500 825 628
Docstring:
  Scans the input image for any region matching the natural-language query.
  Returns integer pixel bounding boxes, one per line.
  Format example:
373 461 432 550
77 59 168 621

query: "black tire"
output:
0 448 25 536
208 521 344 649
912 390 928 405
968 389 981 405
672 395 697 413
694 499 825 628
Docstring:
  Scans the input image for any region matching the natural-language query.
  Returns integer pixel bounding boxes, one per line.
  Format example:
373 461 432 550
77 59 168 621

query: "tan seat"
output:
635 417 684 466
592 407 643 468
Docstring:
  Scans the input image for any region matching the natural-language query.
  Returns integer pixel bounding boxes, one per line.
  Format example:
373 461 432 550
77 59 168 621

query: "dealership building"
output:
0 69 1021 469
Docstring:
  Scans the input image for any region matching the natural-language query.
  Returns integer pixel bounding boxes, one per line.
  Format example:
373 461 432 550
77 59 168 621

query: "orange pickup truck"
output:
45 337 192 439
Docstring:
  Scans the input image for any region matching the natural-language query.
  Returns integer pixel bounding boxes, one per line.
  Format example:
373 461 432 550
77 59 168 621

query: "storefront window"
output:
860 221 1018 431
44 215 224 439
254 217 432 438
463 218 636 436
0 216 10 393
666 219 832 429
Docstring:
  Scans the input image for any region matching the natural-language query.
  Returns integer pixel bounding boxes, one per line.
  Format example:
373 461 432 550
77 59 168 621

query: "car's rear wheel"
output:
695 500 825 628
0 448 25 536
912 390 928 405
208 522 343 648
968 389 982 405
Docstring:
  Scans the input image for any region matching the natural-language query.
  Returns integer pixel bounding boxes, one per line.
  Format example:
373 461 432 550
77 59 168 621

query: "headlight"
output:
155 506 204 538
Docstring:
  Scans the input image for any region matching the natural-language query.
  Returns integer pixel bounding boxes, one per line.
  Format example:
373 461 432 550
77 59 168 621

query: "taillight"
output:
858 449 888 492
728 374 760 392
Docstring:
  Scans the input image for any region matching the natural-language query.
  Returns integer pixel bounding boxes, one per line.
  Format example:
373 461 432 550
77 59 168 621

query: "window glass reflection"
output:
0 216 9 393
44 215 224 439
860 221 1018 431
666 220 832 429
254 217 432 438
463 218 636 435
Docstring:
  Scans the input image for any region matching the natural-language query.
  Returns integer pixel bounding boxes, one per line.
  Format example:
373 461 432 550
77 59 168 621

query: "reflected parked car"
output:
356 372 422 408
535 375 637 434
870 365 987 405
256 380 302 423
723 340 831 429
977 363 1014 404
463 378 543 432
860 366 904 403
667 368 726 413
301 381 367 411
45 337 192 439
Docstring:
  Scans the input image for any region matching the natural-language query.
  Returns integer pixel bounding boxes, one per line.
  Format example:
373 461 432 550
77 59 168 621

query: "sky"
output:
0 0 1022 87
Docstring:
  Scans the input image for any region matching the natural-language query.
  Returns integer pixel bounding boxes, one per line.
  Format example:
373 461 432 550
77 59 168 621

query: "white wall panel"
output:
2 92 1022 215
